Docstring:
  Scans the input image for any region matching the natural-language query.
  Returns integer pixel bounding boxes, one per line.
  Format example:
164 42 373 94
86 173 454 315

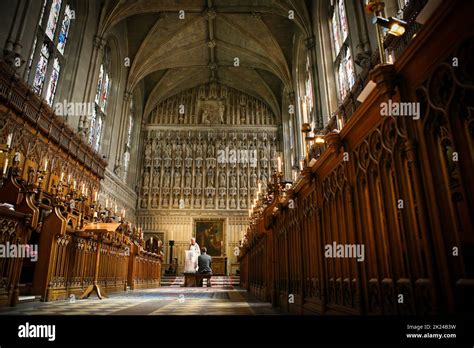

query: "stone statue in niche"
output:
219 171 226 187
196 142 203 158
207 143 214 158
270 143 276 159
202 110 211 124
153 169 160 188
163 170 171 188
185 169 192 188
207 168 214 187
230 171 237 188
152 195 158 208
174 170 182 187
175 143 183 158
230 197 236 209
143 170 150 188
250 169 257 188
141 196 148 208
185 142 193 158
195 170 202 187
240 171 247 188
145 142 152 166
164 143 172 158
219 103 225 123
260 172 268 189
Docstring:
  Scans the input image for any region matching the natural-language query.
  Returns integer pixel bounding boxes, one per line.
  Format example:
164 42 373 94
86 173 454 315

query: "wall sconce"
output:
375 16 408 37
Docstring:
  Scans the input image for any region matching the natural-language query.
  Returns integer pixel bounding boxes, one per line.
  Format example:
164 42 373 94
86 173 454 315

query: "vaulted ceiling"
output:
99 0 313 122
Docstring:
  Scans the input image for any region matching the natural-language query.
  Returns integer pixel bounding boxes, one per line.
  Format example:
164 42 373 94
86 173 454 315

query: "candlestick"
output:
6 133 12 148
3 158 8 175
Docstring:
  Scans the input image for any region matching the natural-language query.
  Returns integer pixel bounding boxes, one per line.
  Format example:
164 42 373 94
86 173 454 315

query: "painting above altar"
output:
194 219 224 256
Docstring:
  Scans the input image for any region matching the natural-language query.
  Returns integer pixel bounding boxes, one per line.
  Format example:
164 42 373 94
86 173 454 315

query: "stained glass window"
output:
304 55 314 122
33 44 49 94
331 10 341 56
88 108 102 151
38 0 48 26
338 0 348 42
100 73 110 111
329 0 355 102
27 36 37 73
91 50 111 152
45 58 60 105
126 115 134 149
95 65 104 105
58 5 72 55
94 116 103 151
45 0 62 40
29 1 73 101
89 108 97 145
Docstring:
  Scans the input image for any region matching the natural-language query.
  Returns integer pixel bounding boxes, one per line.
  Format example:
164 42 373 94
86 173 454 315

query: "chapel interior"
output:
0 0 473 316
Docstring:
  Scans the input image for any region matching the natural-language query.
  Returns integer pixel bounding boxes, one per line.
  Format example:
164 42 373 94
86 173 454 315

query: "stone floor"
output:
0 287 282 315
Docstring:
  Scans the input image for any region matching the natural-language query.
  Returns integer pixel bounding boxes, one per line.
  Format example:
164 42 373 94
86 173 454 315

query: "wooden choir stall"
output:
0 60 162 306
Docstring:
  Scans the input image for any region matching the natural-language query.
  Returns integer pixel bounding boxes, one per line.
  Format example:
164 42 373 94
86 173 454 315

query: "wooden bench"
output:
183 272 212 287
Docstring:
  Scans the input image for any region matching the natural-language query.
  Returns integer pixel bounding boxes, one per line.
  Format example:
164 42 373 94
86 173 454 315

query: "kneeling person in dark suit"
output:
198 247 212 287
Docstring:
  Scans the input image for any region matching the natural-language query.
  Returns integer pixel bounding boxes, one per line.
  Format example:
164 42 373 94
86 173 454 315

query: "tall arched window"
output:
123 99 134 179
303 54 314 124
89 48 111 152
329 0 355 102
28 0 74 106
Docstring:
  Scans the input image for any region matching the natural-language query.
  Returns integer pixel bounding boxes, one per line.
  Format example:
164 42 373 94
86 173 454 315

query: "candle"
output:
85 187 88 196
94 191 98 201
81 183 85 194
73 180 76 190
67 174 71 183
258 182 262 193
44 159 48 172
150 236 153 244
60 172 64 182
277 156 282 172
114 204 117 213
123 209 126 218
105 198 109 208
6 133 12 147
93 211 98 218
3 158 8 175
299 160 304 171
